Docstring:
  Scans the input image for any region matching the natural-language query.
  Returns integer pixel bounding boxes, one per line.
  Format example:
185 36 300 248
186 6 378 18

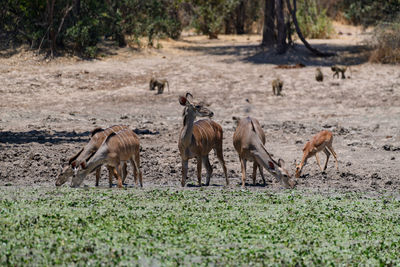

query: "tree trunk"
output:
235 1 245 34
47 0 56 58
106 0 126 47
276 0 287 53
224 16 234 34
285 0 334 57
74 0 80 17
261 0 275 46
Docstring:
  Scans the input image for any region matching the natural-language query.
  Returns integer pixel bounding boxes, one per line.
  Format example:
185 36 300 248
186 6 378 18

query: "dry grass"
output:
369 21 400 64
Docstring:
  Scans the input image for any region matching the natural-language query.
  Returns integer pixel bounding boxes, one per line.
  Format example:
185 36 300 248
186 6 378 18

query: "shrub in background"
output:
369 18 400 64
341 0 400 27
190 0 240 39
296 0 334 39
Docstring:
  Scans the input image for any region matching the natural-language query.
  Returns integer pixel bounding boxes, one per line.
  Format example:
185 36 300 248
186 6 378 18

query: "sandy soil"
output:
0 31 399 192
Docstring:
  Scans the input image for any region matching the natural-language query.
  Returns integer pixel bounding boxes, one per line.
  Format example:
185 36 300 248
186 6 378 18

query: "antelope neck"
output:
181 109 196 147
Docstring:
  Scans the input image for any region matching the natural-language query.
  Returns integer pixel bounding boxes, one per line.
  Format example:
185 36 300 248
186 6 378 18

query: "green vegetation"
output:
340 0 400 27
0 0 184 57
191 0 241 39
296 0 333 39
1 187 400 265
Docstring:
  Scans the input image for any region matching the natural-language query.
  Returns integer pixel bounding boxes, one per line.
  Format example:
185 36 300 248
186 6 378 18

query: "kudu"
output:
233 117 295 188
56 125 128 187
71 128 142 188
178 93 228 187
295 130 339 178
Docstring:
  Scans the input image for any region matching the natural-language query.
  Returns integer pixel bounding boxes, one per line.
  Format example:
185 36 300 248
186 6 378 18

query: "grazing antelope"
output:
178 93 228 187
56 125 128 187
295 130 339 178
71 128 142 188
233 117 295 188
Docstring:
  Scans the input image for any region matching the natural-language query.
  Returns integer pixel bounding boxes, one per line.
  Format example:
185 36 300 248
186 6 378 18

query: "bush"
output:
223 0 263 34
65 19 100 51
296 0 334 39
340 0 400 27
369 19 400 64
190 0 240 38
0 0 184 56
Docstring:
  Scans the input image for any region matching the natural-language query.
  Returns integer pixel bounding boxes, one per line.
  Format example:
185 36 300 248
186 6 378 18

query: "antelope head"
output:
275 159 296 188
179 92 214 120
70 169 86 188
294 160 302 178
55 165 73 186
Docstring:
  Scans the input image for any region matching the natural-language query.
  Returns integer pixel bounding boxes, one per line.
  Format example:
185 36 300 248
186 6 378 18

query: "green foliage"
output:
224 0 263 34
296 0 334 39
0 0 47 46
1 187 400 265
0 0 184 56
341 0 400 27
190 0 240 38
117 0 183 46
65 19 100 51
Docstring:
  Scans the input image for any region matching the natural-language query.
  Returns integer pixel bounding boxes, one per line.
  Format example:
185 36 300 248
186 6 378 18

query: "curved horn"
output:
185 92 193 100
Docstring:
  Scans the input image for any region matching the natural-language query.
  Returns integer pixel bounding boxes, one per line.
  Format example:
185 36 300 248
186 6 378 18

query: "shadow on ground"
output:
0 128 160 145
0 130 91 144
178 42 370 66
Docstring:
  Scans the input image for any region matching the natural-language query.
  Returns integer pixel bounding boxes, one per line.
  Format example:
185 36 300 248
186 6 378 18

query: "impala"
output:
295 130 339 178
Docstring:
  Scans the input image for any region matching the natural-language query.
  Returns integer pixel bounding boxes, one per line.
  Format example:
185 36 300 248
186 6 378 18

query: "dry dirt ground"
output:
0 30 399 193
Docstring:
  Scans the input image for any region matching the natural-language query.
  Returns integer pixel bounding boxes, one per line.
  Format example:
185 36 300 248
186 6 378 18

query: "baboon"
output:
272 79 283 96
331 65 347 79
315 67 323 82
149 78 169 94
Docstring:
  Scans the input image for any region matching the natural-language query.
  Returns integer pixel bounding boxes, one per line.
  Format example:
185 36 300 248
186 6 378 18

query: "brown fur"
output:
315 67 323 82
178 93 228 187
149 77 169 94
272 78 283 96
331 65 347 79
56 125 129 187
72 128 142 188
295 130 339 178
233 117 295 188
90 127 104 137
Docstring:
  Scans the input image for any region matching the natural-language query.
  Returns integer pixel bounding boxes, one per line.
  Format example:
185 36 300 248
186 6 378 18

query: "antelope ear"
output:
71 160 77 168
268 161 275 170
179 96 187 106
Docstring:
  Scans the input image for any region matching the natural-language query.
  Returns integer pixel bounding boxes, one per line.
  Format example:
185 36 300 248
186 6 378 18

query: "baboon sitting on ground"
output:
315 67 323 82
272 79 283 96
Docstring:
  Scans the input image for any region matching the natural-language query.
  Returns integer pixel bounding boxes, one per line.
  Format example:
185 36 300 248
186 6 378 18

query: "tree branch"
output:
56 5 73 38
285 0 335 57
